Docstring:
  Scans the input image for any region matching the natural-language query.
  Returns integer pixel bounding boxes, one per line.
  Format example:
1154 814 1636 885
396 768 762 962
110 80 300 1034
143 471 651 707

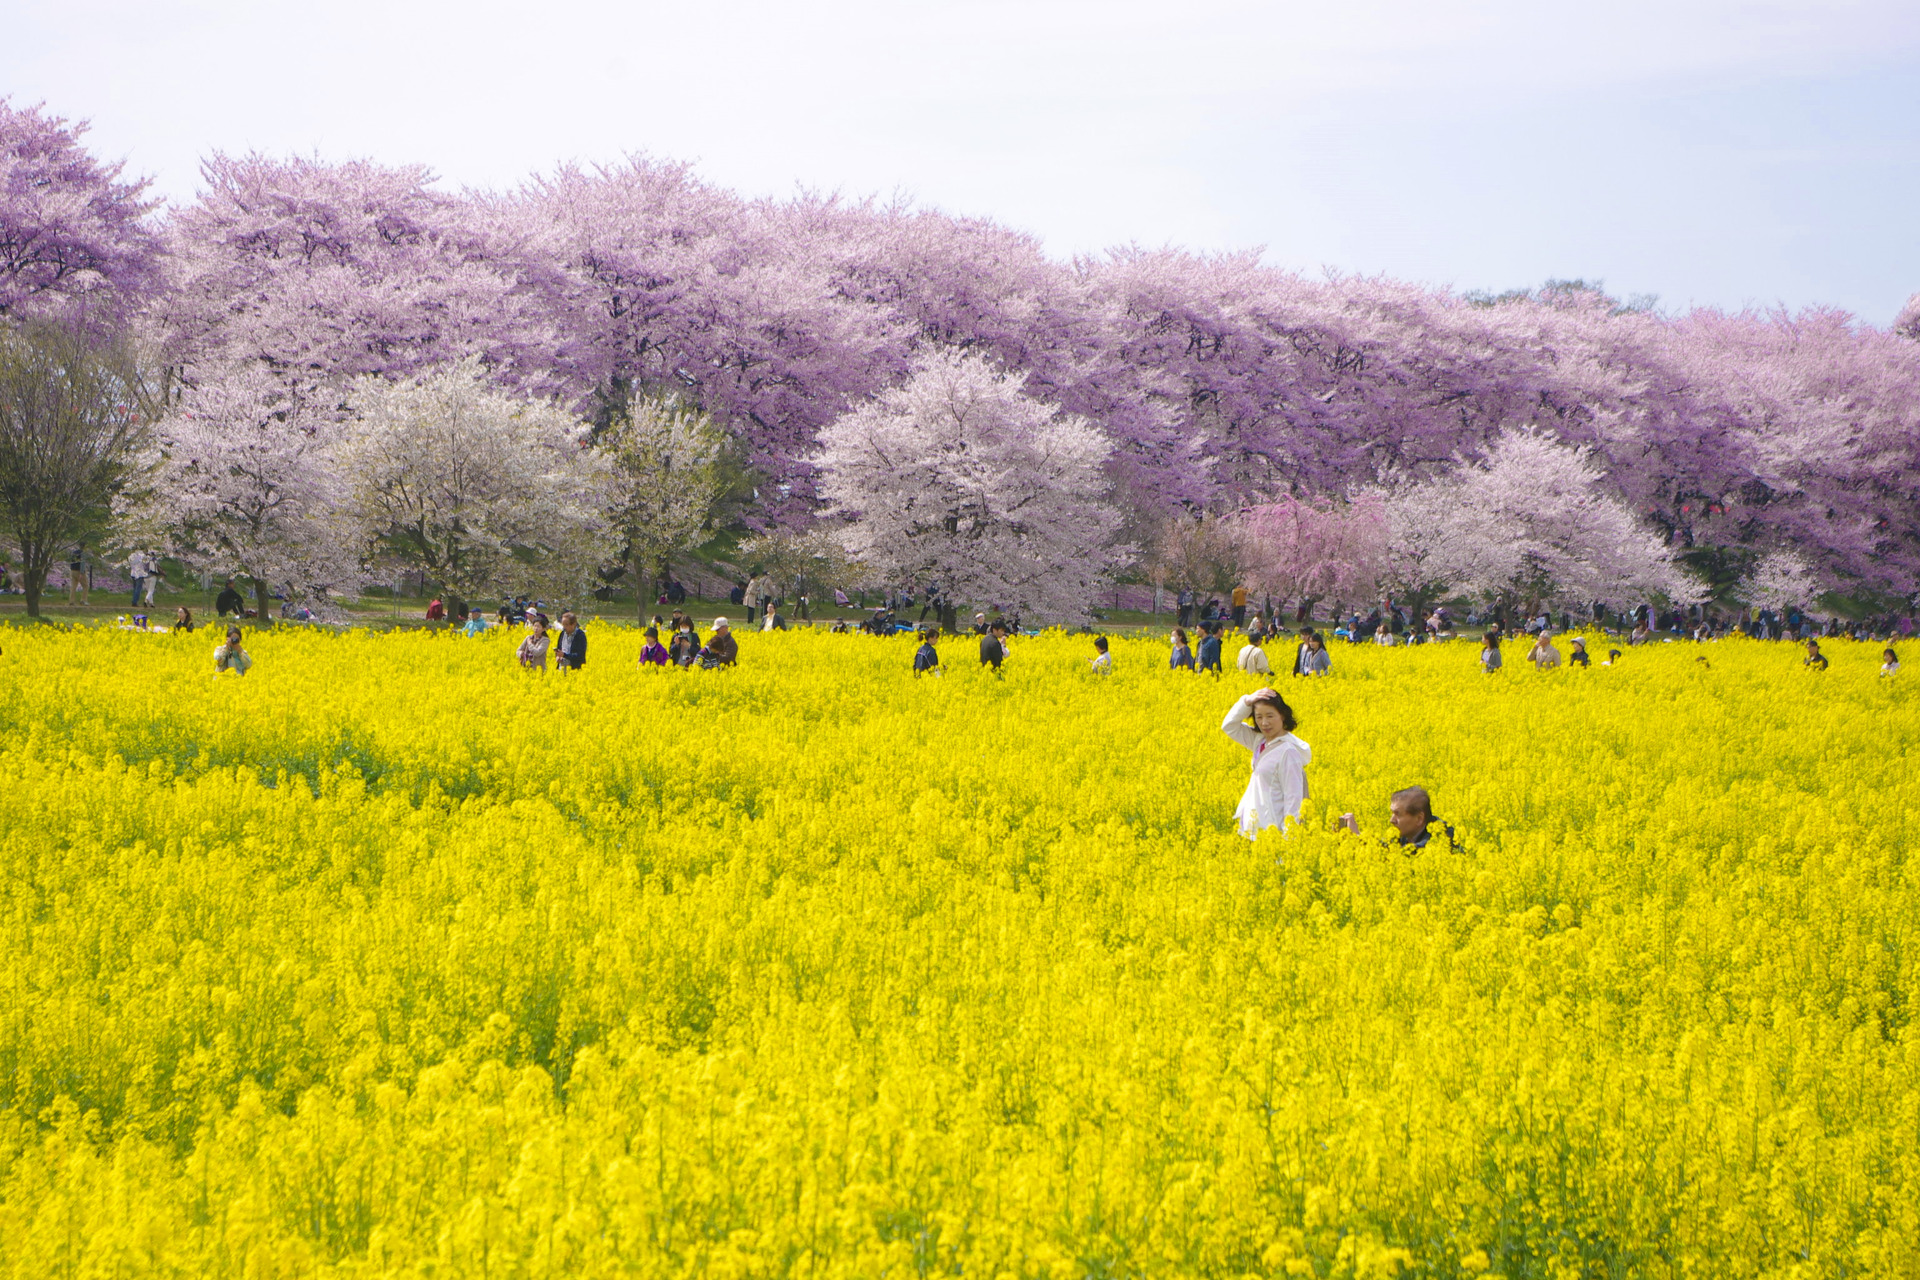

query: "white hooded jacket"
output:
1222 693 1310 836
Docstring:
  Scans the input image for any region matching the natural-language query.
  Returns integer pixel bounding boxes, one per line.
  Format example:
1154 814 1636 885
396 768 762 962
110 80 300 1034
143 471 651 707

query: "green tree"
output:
0 321 153 617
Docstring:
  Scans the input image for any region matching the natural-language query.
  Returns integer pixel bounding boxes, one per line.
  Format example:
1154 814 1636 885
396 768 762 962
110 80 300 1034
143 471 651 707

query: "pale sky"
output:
8 0 1919 323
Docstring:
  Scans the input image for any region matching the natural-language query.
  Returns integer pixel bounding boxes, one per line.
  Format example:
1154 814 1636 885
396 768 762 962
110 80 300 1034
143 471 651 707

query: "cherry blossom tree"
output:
117 367 361 624
1238 494 1386 620
159 155 542 393
815 349 1124 624
333 359 612 605
735 526 867 618
1895 293 1920 342
1740 550 1822 613
595 392 730 617
1384 429 1701 610
0 100 160 323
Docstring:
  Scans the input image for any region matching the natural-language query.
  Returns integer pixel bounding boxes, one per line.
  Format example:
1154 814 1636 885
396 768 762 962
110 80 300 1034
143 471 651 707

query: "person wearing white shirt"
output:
1236 632 1271 674
126 549 150 607
1221 688 1310 836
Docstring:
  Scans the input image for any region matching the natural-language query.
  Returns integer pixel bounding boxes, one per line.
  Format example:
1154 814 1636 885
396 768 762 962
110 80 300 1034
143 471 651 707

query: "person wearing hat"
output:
704 617 738 667
1568 636 1591 667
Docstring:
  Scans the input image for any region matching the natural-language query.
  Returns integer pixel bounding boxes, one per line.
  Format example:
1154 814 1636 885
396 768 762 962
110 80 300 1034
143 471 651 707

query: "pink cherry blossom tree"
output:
158 155 542 393
815 349 1125 625
1238 494 1386 621
0 100 160 323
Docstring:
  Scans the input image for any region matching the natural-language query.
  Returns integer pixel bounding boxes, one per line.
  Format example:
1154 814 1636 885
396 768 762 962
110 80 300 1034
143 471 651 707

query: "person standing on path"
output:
555 611 588 670
1231 585 1248 627
66 543 90 606
126 549 150 607
1221 687 1310 836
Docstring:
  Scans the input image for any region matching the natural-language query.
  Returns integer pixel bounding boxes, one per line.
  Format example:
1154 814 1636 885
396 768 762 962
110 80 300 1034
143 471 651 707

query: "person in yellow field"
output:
1231 584 1248 627
212 626 252 676
1529 631 1562 669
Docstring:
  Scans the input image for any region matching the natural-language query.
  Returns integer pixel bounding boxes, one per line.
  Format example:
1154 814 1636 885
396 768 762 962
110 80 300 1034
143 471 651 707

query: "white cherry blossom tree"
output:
334 358 613 606
117 367 360 624
814 349 1124 625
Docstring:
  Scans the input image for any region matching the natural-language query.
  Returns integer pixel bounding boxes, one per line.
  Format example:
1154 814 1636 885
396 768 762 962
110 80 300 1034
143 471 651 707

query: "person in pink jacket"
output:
1221 687 1310 836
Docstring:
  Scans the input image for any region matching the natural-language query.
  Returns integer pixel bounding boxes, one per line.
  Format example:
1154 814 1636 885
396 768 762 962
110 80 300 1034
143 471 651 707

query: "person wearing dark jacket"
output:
703 618 738 667
1340 786 1456 852
913 627 942 675
214 579 246 618
555 611 588 670
1291 627 1316 676
1196 624 1223 675
980 622 1007 669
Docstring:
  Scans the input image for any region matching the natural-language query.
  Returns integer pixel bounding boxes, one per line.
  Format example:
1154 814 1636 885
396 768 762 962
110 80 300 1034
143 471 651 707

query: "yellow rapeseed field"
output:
0 624 1913 1279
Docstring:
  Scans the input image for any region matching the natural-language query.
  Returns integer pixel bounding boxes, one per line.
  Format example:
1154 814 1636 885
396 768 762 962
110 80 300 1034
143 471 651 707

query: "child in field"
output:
1090 635 1112 674
1221 688 1310 836
1340 786 1454 852
913 627 942 675
639 626 669 666
1881 648 1899 678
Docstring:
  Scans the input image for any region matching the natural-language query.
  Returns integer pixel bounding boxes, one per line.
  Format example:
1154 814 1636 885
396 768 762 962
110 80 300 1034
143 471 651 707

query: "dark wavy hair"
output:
1248 688 1297 732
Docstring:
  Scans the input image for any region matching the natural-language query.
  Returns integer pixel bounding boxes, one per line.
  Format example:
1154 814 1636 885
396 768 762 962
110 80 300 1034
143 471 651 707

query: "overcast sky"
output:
8 0 1919 323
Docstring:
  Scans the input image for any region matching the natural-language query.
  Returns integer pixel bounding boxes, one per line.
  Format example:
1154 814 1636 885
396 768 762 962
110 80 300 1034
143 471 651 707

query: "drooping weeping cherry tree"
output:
814 349 1126 626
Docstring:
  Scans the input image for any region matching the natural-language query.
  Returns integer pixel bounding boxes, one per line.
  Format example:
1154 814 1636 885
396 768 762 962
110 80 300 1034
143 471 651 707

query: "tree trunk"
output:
23 565 44 618
253 578 274 628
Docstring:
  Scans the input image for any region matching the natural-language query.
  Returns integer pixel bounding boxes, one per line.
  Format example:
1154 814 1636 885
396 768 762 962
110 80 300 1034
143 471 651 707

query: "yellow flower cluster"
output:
0 625 1912 1278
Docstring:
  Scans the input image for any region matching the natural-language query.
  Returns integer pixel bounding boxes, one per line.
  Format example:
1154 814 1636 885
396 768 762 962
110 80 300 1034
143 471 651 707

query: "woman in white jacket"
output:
1222 688 1311 836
